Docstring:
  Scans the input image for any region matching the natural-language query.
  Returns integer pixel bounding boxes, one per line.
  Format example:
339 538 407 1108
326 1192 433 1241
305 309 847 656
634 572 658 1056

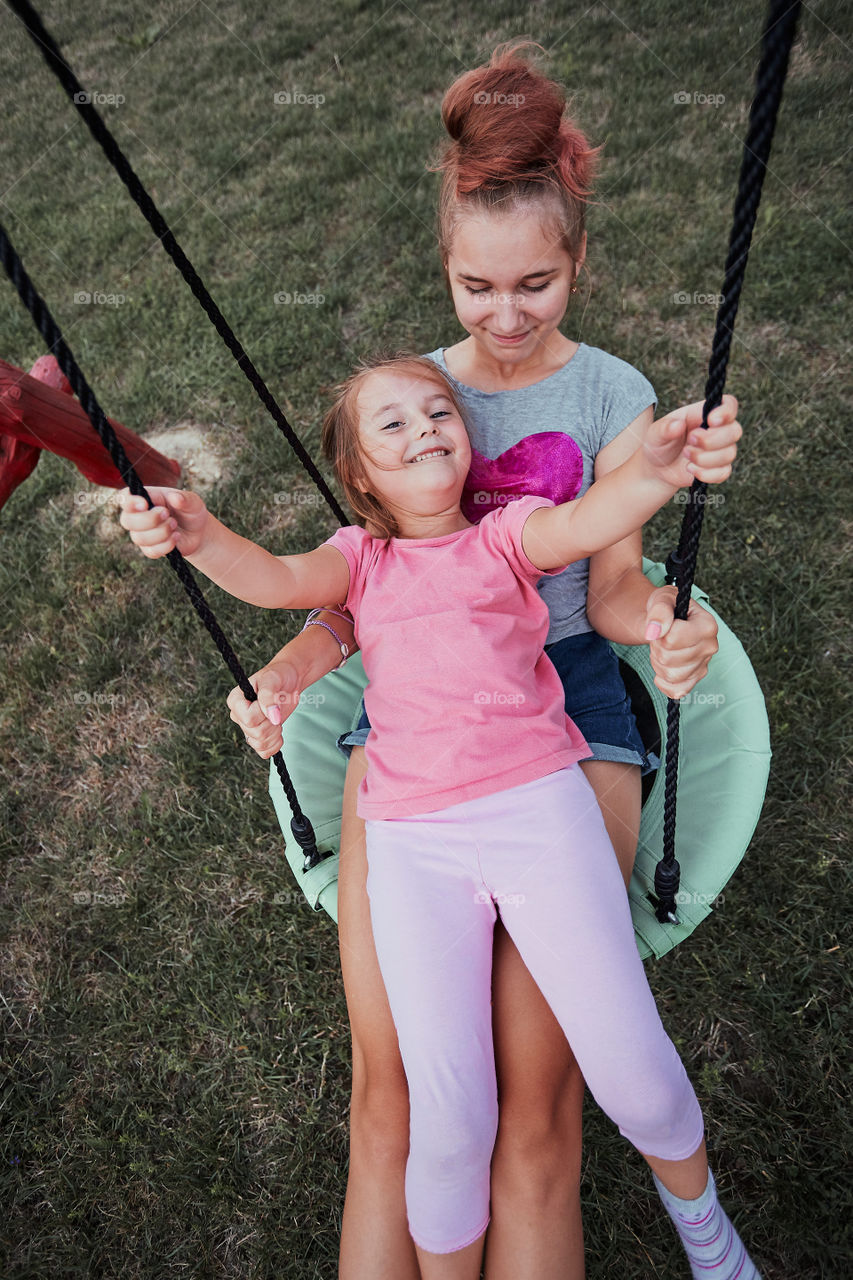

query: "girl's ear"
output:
353 465 372 496
573 231 588 280
441 255 454 300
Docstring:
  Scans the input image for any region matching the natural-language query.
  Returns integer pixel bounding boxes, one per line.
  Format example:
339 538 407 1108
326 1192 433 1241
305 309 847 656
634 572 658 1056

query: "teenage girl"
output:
119 351 754 1280
227 43 734 1279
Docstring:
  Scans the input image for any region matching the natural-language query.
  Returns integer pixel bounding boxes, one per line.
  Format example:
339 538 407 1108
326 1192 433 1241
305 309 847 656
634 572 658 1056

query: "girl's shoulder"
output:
324 521 383 572
568 343 653 391
422 346 448 372
327 521 374 547
423 343 651 396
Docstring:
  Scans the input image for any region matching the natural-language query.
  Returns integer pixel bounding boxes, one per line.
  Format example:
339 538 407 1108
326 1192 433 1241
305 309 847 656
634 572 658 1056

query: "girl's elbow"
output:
584 594 606 632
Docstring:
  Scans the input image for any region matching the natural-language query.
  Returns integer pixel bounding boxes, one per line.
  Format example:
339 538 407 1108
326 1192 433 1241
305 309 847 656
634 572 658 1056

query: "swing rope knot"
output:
291 815 328 872
651 858 682 926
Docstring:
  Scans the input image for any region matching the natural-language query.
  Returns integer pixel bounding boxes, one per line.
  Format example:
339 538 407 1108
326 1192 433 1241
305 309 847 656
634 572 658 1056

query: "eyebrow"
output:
457 268 559 284
371 392 451 420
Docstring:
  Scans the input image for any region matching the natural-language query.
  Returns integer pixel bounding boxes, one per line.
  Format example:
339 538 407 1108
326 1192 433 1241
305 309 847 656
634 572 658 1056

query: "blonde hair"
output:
321 351 468 540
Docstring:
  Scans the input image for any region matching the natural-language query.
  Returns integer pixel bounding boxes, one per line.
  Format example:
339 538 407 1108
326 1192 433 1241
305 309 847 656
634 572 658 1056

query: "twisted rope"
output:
0 218 326 871
654 0 802 922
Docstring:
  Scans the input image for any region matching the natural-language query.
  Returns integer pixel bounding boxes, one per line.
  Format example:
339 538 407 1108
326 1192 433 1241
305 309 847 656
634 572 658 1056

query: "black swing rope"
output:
0 219 326 872
654 0 801 922
2 0 801 914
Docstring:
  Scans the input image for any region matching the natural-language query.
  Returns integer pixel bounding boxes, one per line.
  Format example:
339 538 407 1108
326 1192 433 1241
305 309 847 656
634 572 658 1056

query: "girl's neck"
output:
386 506 473 541
444 331 578 393
366 504 471 540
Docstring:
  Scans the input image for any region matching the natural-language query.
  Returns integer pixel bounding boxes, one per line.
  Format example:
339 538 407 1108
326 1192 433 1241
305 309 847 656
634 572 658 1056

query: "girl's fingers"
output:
119 503 171 530
688 443 739 466
689 424 741 448
118 488 189 559
692 426 741 447
227 710 283 757
122 516 174 539
655 676 710 701
706 394 739 426
653 660 708 688
688 464 734 485
691 419 742 442
228 702 272 733
685 434 739 482
126 519 177 548
124 515 178 556
650 642 707 670
651 642 705 666
687 429 742 465
136 536 176 558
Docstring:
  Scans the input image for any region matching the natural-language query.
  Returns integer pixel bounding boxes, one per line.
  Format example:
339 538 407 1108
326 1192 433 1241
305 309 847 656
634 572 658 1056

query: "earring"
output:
570 283 578 294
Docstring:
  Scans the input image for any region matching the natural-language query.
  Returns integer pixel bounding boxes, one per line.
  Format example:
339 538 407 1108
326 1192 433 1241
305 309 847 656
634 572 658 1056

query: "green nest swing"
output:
270 561 770 961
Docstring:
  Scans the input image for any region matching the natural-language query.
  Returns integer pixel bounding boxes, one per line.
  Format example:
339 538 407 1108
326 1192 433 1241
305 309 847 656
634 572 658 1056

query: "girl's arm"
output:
119 487 350 609
226 609 359 759
584 406 657 645
522 396 741 573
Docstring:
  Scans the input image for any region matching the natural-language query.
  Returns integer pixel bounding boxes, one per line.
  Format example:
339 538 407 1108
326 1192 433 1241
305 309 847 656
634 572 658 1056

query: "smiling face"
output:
445 202 585 370
353 367 472 538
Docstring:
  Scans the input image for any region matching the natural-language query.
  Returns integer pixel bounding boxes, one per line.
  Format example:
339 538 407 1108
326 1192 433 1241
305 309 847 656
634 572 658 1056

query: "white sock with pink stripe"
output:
653 1168 761 1279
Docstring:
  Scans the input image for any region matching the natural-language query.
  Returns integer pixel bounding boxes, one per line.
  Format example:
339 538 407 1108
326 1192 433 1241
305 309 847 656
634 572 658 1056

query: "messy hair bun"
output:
434 41 600 261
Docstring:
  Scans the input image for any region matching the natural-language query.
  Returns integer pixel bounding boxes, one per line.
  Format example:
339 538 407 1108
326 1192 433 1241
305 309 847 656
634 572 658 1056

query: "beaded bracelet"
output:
301 607 352 670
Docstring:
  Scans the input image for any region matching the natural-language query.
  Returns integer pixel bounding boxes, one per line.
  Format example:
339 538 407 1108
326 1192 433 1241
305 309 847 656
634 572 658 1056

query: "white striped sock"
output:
653 1169 761 1279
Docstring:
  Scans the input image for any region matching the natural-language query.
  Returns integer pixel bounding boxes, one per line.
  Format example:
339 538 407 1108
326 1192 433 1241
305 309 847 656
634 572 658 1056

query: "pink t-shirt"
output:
325 494 590 819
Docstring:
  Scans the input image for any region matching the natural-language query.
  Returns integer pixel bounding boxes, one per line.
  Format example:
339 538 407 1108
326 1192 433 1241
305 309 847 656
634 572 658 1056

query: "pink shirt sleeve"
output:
484 495 569 581
323 525 371 619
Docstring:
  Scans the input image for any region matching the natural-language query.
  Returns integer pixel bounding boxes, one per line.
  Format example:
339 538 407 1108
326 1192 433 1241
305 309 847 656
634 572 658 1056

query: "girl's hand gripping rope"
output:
642 394 741 490
118 486 209 559
226 662 305 759
640 394 740 698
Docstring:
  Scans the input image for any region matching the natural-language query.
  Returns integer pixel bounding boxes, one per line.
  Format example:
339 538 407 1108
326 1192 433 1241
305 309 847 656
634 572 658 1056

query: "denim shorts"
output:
337 630 658 775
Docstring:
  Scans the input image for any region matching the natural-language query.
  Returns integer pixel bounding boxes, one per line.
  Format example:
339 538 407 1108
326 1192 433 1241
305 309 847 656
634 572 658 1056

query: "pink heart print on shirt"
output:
462 431 584 523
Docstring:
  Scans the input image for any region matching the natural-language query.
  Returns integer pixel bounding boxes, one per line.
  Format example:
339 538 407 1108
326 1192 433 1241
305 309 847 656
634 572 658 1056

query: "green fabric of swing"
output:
269 561 770 961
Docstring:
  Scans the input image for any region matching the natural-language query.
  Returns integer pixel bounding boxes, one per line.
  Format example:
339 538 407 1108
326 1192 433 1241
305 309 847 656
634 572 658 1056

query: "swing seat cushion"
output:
269 561 771 960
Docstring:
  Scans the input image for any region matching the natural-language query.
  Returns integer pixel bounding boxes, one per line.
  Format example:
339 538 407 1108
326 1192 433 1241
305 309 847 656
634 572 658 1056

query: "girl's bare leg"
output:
415 1236 486 1280
643 1142 710 1198
484 924 586 1280
579 759 642 887
337 747 420 1280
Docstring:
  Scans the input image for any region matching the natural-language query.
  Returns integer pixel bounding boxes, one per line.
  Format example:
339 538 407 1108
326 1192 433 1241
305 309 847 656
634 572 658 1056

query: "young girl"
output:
120 352 755 1280
227 45 736 1278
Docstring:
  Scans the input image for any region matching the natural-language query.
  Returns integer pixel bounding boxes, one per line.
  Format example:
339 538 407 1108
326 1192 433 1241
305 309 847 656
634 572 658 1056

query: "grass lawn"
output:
1 1 851 1276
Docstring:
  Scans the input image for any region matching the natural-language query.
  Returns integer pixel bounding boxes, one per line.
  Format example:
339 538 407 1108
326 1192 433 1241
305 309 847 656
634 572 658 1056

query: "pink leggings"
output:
364 766 705 1255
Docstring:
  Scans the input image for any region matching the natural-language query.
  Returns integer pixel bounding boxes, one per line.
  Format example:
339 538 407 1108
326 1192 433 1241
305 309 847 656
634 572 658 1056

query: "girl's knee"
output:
406 1119 495 1251
494 1108 582 1198
410 1092 498 1195
492 1062 584 1196
497 1045 584 1143
596 1059 701 1157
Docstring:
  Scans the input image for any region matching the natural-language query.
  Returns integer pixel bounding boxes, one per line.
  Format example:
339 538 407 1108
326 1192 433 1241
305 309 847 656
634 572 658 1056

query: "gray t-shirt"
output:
424 344 657 644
